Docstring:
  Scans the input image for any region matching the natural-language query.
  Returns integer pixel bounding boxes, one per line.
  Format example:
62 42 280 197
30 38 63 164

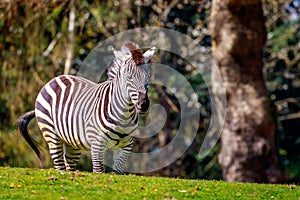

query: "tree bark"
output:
209 0 288 182
64 0 76 75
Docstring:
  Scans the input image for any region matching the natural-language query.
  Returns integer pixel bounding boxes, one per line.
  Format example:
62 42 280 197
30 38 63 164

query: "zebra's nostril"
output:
138 92 148 102
137 92 149 113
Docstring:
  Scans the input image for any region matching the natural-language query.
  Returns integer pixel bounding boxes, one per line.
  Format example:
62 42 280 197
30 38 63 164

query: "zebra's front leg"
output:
112 146 132 174
91 140 106 173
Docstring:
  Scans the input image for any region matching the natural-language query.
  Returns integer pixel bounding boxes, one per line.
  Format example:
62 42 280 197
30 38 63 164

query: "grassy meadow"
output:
0 167 299 199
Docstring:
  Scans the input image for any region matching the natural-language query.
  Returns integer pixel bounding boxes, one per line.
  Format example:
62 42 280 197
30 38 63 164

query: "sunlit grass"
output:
0 167 299 199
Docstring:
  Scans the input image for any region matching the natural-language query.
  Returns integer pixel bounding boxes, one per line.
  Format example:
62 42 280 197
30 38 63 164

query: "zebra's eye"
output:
126 68 133 79
126 71 132 78
127 74 133 79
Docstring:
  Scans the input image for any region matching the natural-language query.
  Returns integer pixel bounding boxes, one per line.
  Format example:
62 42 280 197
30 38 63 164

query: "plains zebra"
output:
18 41 155 174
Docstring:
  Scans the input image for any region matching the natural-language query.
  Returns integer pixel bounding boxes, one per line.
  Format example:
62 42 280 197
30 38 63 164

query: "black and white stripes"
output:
18 41 155 174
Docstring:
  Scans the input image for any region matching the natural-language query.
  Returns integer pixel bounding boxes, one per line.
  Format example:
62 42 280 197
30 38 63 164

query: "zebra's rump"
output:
35 75 100 149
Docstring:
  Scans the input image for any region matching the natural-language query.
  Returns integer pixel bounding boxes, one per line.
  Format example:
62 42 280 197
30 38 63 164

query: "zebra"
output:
18 41 156 174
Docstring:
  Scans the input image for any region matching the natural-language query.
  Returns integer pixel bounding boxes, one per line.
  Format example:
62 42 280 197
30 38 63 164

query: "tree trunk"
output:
209 0 288 183
64 0 76 75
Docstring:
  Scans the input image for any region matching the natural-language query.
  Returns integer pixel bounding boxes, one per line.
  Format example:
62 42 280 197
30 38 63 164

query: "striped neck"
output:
109 77 138 127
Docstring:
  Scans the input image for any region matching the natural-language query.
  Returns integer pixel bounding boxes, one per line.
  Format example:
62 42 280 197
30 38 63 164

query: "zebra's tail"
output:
17 110 44 168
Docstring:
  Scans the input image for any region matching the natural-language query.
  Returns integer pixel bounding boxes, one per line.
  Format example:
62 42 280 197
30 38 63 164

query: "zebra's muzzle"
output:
137 92 149 114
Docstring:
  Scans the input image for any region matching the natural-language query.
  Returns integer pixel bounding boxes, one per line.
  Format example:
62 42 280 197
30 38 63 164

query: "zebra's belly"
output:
106 133 133 150
54 122 91 150
84 121 135 150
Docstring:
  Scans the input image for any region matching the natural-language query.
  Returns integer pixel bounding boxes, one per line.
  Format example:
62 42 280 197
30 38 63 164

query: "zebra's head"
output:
113 42 155 114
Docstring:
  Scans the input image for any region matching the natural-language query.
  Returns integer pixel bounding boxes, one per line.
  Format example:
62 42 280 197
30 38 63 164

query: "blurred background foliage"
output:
0 0 299 181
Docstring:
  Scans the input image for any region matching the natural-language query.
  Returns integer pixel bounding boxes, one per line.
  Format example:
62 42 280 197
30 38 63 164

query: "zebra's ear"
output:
113 49 124 59
113 49 131 61
143 47 156 62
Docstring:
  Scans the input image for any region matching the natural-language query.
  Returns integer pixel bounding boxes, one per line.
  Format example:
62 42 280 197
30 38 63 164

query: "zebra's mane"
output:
106 41 144 81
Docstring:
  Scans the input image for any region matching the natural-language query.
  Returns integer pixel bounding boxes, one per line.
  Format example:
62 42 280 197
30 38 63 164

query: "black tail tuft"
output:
17 110 44 168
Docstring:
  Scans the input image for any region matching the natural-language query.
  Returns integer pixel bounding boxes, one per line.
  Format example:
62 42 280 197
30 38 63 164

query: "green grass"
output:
0 167 299 200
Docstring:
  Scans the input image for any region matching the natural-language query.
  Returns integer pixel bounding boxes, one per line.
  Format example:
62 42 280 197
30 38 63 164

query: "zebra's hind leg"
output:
63 143 81 171
45 138 66 171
